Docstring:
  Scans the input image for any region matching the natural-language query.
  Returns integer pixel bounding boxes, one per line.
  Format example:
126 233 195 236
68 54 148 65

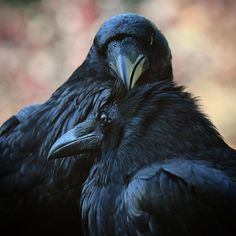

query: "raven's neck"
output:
85 143 158 187
81 149 136 236
86 153 122 186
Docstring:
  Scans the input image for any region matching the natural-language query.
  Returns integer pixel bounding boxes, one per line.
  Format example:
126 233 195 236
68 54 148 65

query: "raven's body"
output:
50 81 236 236
0 78 111 234
0 13 172 234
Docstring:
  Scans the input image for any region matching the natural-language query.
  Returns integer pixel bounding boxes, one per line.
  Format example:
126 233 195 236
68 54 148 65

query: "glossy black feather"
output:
0 79 111 234
79 81 236 236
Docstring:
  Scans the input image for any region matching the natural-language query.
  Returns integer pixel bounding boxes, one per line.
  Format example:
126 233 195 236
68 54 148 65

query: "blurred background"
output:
0 0 235 148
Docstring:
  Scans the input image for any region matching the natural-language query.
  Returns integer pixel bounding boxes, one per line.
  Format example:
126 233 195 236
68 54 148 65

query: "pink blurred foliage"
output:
0 0 235 147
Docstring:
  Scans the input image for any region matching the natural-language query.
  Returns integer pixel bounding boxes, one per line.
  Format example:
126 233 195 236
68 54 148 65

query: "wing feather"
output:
124 159 236 235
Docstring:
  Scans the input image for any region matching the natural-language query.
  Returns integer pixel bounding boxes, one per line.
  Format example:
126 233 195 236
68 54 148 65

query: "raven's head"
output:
84 13 172 90
48 80 125 159
48 80 227 161
47 105 123 159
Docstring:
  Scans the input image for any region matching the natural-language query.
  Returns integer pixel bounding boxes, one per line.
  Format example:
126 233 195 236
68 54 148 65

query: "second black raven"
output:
0 13 172 234
49 80 236 236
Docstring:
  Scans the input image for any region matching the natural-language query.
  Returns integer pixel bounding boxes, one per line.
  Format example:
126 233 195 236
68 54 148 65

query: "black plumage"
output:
49 80 236 236
0 13 172 234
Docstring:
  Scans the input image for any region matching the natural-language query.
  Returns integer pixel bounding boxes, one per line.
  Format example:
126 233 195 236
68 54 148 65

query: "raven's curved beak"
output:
48 119 103 160
107 38 149 90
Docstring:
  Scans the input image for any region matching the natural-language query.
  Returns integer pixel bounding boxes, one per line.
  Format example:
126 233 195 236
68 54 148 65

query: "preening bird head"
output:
85 13 172 90
47 80 125 159
48 80 227 161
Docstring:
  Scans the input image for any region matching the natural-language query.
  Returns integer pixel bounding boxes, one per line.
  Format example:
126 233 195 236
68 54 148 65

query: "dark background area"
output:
0 0 235 148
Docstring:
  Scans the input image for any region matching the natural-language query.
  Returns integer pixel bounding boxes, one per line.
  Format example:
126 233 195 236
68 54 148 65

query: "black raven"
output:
49 80 236 236
0 13 172 234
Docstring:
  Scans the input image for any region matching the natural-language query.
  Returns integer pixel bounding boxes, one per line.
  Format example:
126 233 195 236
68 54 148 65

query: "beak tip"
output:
47 144 60 160
115 54 148 90
47 151 55 161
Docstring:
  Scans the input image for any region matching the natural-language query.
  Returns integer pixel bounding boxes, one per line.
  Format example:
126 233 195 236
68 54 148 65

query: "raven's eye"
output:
142 34 154 47
99 112 111 127
149 35 154 46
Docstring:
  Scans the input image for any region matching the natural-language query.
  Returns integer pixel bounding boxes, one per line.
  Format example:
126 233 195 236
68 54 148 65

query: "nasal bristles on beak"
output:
116 54 148 90
107 38 149 90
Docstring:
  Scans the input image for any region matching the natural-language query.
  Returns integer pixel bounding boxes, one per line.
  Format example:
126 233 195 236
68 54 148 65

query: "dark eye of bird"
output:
99 112 111 127
141 34 154 47
149 34 154 46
